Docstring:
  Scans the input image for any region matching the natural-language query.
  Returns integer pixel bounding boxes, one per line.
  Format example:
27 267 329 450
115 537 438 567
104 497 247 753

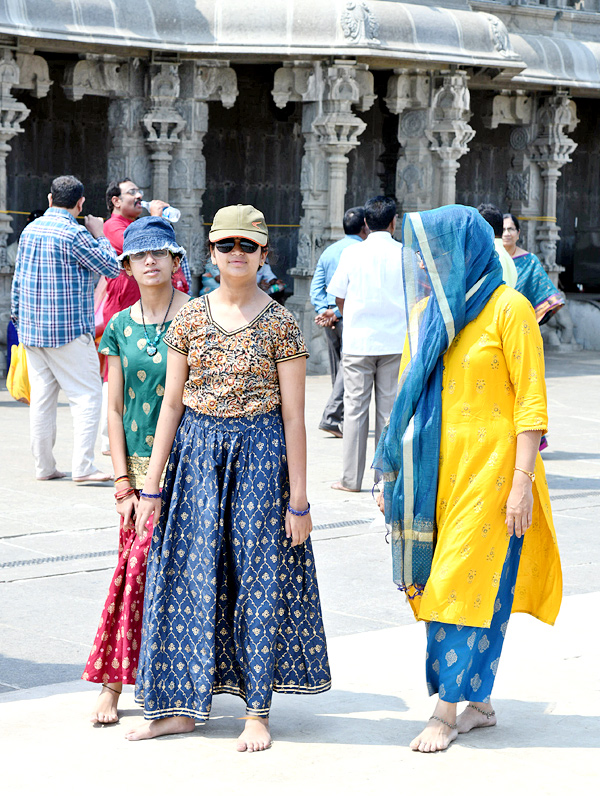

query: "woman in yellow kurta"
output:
375 205 561 753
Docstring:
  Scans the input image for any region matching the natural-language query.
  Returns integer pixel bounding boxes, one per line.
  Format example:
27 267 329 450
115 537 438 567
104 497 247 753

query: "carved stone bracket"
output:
528 91 578 274
16 53 52 99
481 90 532 130
192 60 238 109
62 54 130 102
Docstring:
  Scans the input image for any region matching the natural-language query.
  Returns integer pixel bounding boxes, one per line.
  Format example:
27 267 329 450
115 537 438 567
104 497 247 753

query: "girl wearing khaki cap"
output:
128 205 331 751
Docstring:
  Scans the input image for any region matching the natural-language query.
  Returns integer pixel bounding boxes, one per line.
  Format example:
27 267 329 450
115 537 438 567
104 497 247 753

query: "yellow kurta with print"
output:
412 286 561 628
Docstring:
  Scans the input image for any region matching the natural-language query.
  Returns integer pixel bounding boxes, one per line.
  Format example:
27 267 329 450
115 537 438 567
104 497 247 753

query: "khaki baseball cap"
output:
209 204 268 246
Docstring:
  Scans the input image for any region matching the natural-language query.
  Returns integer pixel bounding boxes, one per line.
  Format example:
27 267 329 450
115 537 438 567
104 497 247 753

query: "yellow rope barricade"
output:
0 210 301 228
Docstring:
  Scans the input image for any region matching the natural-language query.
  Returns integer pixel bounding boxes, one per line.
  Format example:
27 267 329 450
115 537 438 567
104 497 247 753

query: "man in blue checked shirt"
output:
309 206 367 437
11 175 120 483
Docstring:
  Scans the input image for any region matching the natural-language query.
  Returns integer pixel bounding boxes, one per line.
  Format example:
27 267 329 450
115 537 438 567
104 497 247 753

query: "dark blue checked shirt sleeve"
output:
11 207 120 347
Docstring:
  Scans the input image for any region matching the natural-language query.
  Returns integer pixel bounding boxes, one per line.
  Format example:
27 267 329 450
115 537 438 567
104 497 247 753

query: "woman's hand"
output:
505 470 534 537
376 489 385 515
116 493 139 533
285 509 312 548
135 495 162 538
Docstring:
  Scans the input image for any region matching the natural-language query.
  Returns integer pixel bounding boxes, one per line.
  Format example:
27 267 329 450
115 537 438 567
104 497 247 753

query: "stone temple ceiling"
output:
1 0 600 92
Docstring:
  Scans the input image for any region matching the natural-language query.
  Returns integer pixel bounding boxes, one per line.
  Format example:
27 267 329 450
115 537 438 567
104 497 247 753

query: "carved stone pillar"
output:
172 60 238 287
426 71 475 207
142 64 186 201
385 69 433 214
528 91 578 277
272 60 374 371
0 50 49 373
386 69 474 212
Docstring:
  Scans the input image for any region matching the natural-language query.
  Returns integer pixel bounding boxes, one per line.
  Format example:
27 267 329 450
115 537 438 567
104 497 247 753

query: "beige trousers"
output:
340 352 402 491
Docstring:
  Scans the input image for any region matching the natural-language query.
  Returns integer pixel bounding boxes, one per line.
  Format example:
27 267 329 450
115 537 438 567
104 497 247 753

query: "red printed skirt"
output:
82 517 152 684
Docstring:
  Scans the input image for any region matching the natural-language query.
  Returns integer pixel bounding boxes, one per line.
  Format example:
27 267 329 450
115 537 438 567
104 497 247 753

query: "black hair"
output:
27 210 43 224
477 203 504 237
105 178 132 213
343 206 365 236
50 175 84 209
364 196 397 232
503 213 520 233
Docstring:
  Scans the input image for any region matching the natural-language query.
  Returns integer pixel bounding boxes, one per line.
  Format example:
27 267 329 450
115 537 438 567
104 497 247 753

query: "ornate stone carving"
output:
141 64 186 199
528 91 578 274
62 55 130 102
16 53 52 99
193 60 238 109
506 169 530 203
400 110 427 139
482 91 532 130
272 62 318 109
485 14 511 56
340 2 380 45
426 71 475 206
510 126 529 151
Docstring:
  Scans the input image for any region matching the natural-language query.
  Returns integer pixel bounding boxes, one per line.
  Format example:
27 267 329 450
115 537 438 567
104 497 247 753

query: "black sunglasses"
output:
215 238 260 254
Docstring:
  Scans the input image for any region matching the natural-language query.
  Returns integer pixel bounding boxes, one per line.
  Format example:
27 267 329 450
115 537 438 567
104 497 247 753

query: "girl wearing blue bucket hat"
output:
129 205 330 751
83 217 189 723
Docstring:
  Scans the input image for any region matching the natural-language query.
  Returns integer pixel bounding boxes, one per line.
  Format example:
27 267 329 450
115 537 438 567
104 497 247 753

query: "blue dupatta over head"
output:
373 205 504 597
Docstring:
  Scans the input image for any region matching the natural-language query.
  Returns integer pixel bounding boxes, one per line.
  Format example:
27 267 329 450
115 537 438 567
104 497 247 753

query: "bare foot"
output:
236 716 271 753
410 717 458 753
457 702 497 734
37 470 66 481
91 683 122 725
125 716 195 741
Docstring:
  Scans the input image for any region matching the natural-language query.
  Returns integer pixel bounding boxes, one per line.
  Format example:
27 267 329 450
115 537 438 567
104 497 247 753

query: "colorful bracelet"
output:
115 490 135 502
288 502 310 517
114 487 135 498
114 475 130 484
140 491 161 500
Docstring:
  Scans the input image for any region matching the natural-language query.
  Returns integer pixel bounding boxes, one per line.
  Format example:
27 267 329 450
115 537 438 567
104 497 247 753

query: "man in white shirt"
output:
477 203 518 288
328 196 406 492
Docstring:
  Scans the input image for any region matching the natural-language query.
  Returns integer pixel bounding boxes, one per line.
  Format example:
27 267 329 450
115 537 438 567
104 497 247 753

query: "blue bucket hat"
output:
118 216 186 262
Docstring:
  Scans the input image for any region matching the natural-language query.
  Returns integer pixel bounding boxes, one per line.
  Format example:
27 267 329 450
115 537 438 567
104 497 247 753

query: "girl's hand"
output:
116 493 139 532
505 470 534 538
135 495 162 538
376 489 385 515
285 508 312 548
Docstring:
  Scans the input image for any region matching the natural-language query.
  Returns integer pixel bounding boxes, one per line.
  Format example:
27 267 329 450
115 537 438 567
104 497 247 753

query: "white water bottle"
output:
140 201 181 223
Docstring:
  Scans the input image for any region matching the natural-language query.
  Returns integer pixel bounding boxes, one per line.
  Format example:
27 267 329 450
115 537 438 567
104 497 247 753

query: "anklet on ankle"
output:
468 703 495 719
101 683 121 696
430 714 457 730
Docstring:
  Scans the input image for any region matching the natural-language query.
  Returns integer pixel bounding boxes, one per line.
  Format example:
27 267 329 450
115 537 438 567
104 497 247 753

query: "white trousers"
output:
340 352 402 491
25 334 102 479
100 380 110 453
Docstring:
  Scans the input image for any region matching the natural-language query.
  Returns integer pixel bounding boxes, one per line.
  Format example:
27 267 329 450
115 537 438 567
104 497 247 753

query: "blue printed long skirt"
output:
135 407 331 720
425 534 524 703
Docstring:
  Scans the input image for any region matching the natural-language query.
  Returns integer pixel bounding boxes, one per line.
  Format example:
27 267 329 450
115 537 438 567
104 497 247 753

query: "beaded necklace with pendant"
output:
139 287 175 357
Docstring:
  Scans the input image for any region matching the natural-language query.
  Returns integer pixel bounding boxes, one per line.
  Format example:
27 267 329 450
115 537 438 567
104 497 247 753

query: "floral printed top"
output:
99 309 170 487
164 296 308 417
